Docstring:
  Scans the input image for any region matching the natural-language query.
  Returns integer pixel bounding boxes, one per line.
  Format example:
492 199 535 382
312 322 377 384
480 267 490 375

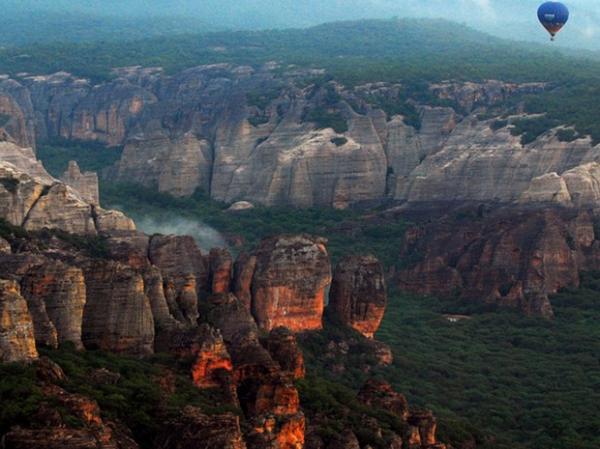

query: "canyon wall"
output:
4 65 596 210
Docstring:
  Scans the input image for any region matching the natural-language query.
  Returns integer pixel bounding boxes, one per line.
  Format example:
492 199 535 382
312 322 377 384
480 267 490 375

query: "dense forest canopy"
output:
5 0 600 50
0 19 595 84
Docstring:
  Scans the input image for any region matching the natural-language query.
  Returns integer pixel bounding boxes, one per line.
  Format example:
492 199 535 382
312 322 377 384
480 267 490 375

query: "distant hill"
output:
1 18 597 86
0 12 217 46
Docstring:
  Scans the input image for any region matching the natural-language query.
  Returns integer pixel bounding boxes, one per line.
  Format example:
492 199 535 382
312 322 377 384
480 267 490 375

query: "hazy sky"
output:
8 1 600 49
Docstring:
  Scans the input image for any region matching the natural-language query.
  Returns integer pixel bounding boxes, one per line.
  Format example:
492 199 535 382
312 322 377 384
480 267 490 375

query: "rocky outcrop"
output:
155 406 246 449
190 326 234 389
328 255 387 338
23 183 97 234
0 91 34 148
236 235 331 332
207 293 279 383
357 379 446 449
521 162 600 207
232 252 257 310
0 140 133 234
358 379 409 419
266 327 305 379
60 161 99 205
20 262 86 349
148 234 209 324
82 260 155 355
2 384 140 449
4 66 599 209
0 279 38 362
206 293 305 449
397 206 600 317
429 80 545 112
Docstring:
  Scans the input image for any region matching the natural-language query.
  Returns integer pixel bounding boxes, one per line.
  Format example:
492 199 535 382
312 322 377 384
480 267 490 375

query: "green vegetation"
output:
489 119 508 131
301 279 600 449
37 228 111 259
36 140 123 178
330 137 348 146
298 375 407 448
0 19 589 85
3 18 600 138
0 218 28 240
247 115 270 127
304 108 348 133
246 88 281 110
0 363 44 436
556 128 578 142
0 345 237 447
509 115 561 145
0 178 19 194
364 93 423 129
0 114 11 128
99 183 408 267
0 218 109 258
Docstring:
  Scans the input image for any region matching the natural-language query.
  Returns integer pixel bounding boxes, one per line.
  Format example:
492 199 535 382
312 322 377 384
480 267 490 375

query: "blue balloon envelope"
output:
538 2 569 40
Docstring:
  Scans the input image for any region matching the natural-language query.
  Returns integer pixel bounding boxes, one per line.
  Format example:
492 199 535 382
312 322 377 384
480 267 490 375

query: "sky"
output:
7 1 600 50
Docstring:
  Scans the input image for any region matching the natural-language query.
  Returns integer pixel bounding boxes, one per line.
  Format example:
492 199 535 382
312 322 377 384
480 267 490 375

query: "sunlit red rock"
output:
191 327 234 389
236 235 331 332
0 278 38 362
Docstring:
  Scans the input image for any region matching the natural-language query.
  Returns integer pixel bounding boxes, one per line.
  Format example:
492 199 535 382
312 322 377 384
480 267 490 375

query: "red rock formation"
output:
397 207 600 317
254 376 300 416
190 327 234 389
207 293 280 384
249 413 305 449
2 384 140 449
155 406 247 449
82 260 154 355
235 235 331 332
148 234 209 291
407 410 442 449
266 327 305 379
0 278 38 362
232 252 256 310
20 262 86 349
358 379 409 419
357 379 445 449
328 255 387 338
209 248 233 294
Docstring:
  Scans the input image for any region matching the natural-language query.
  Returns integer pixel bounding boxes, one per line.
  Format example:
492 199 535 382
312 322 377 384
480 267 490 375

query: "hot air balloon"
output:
538 2 569 41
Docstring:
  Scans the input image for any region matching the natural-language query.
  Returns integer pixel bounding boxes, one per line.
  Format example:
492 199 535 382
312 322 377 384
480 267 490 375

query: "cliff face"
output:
0 140 134 234
237 235 332 333
397 206 600 317
328 255 387 338
6 65 592 210
0 279 38 362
